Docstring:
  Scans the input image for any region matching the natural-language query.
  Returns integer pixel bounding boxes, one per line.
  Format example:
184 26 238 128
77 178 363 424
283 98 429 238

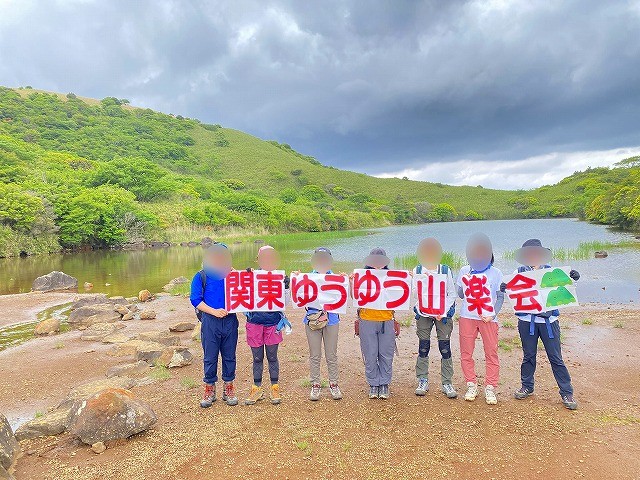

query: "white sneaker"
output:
485 385 497 405
464 382 478 401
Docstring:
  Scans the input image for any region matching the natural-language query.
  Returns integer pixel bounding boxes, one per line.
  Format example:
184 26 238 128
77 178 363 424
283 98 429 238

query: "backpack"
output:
195 269 206 321
415 263 455 319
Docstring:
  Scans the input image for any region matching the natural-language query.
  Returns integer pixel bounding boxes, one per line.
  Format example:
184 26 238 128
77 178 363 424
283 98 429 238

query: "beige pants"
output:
305 323 339 385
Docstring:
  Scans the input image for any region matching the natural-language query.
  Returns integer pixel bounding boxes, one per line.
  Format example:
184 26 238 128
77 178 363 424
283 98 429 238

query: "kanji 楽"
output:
462 274 494 317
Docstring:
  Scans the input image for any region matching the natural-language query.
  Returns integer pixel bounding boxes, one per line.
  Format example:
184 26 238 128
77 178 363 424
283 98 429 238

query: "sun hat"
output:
364 247 390 268
312 246 332 261
514 238 552 265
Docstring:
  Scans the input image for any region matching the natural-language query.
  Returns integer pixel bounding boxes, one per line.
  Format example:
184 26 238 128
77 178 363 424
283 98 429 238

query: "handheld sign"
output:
460 273 495 320
413 273 454 317
351 269 412 310
290 273 349 314
225 269 286 313
504 266 578 313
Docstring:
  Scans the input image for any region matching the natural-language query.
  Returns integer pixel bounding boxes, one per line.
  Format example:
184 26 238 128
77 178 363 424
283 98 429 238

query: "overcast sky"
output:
1 0 639 189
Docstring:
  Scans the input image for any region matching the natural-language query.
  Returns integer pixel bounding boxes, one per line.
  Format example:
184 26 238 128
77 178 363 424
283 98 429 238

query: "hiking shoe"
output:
270 384 281 404
464 382 478 401
379 384 390 399
369 385 379 399
222 382 238 406
442 383 458 399
562 394 578 410
200 383 216 408
309 383 321 401
514 386 534 400
329 383 343 400
415 378 429 396
485 385 498 405
244 385 264 405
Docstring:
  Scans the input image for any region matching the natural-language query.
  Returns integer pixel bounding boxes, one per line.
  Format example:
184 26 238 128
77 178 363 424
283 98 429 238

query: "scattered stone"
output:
114 305 130 315
191 322 201 341
31 271 78 292
122 241 145 250
162 276 190 292
137 331 180 346
71 294 109 309
106 361 150 378
83 282 94 290
187 241 198 247
126 303 138 312
80 322 124 342
59 377 136 410
156 347 193 368
15 408 69 441
34 318 61 335
0 414 19 479
595 250 608 258
134 342 166 363
91 441 106 454
138 290 152 302
69 304 122 327
169 321 196 332
139 309 156 320
121 312 134 321
201 237 213 246
108 296 127 305
101 332 131 344
68 388 157 445
107 339 148 357
125 297 138 304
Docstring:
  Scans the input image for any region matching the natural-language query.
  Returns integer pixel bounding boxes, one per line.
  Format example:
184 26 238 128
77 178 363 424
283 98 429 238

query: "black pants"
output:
251 344 279 385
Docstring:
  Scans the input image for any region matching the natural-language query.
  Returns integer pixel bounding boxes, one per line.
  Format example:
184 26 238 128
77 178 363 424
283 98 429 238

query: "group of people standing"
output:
189 234 580 411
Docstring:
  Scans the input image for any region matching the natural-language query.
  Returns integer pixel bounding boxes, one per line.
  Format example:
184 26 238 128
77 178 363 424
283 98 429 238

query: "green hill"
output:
0 85 638 257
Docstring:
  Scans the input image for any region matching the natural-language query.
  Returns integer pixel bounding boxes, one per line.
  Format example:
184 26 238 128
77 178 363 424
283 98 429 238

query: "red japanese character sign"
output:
351 269 411 310
290 273 349 313
461 274 495 319
504 266 578 313
225 269 286 313
413 273 454 317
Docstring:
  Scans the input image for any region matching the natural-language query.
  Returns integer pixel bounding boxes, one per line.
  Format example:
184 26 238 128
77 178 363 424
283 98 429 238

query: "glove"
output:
499 282 507 293
569 269 580 281
276 316 292 334
245 267 252 272
284 275 290 289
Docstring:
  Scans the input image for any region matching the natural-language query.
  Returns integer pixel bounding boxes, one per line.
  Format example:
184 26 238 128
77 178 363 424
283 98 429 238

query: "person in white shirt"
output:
412 238 458 398
456 233 504 405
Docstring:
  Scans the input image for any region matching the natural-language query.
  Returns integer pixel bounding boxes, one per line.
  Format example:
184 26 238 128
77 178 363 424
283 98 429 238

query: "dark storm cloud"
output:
0 0 639 187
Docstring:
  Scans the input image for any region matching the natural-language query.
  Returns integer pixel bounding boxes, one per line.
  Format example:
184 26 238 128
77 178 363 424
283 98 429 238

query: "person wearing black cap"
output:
500 239 580 410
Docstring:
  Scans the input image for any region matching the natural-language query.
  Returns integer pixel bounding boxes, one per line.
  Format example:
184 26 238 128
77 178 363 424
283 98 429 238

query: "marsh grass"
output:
180 377 198 389
501 320 515 329
151 365 171 381
393 251 465 271
582 318 593 325
613 321 624 329
502 240 639 262
168 282 191 296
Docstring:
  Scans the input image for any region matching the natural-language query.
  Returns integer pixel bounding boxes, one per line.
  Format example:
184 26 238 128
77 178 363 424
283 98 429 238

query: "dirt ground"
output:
1 293 639 480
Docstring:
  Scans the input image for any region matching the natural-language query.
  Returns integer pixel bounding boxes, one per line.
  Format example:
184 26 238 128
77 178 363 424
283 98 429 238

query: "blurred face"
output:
466 233 493 270
203 247 232 274
311 253 333 273
417 238 442 268
468 243 491 263
257 249 280 270
523 249 545 266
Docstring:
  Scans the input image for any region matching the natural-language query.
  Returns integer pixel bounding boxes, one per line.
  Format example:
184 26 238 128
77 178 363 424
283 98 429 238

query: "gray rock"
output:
156 347 193 368
91 441 106 454
134 342 166 364
68 304 122 326
0 414 18 478
137 331 180 346
169 321 196 332
101 332 131 344
15 408 70 440
58 377 136 410
108 296 127 305
106 361 150 378
32 271 78 292
68 389 157 445
80 322 124 341
71 294 109 309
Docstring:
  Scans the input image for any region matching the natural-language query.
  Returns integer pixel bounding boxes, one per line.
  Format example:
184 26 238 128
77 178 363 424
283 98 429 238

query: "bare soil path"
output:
1 294 638 480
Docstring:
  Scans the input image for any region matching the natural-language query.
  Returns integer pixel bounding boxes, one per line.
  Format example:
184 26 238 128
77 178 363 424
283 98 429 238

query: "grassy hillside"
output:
0 85 637 257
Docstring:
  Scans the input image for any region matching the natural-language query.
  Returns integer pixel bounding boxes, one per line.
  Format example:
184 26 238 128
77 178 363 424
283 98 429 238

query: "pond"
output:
0 218 638 304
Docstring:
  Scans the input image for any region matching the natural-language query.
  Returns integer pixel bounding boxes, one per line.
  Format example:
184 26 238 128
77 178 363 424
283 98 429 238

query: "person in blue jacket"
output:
190 243 239 408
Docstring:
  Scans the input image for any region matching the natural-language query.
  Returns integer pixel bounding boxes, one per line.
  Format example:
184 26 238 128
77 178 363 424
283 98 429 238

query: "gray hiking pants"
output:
358 318 396 387
416 315 454 385
305 323 339 385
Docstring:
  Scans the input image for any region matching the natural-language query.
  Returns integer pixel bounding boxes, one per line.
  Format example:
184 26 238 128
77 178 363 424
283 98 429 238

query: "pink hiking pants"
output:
458 317 500 388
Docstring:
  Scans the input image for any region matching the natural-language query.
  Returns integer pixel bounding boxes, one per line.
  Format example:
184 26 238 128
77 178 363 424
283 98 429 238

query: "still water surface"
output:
1 219 638 304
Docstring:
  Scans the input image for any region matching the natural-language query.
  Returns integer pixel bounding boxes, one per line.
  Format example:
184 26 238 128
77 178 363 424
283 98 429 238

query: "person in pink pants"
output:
455 233 504 405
